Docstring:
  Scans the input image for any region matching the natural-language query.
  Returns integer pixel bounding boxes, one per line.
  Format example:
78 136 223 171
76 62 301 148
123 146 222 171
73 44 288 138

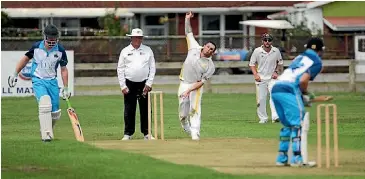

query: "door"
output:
355 35 365 74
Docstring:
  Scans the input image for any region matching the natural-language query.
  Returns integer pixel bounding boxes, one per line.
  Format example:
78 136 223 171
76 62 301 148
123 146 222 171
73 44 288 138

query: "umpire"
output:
117 28 156 140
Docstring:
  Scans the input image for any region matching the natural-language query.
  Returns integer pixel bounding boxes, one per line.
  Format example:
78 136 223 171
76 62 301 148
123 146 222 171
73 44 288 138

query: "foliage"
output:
97 8 127 36
269 11 322 41
1 11 12 27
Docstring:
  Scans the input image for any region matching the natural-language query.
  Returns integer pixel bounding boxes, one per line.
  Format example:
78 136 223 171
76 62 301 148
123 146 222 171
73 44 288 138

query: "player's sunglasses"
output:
263 38 272 42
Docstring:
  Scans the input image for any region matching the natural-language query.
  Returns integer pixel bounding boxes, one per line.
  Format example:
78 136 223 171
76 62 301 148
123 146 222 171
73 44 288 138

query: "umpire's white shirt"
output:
249 46 283 80
117 44 156 90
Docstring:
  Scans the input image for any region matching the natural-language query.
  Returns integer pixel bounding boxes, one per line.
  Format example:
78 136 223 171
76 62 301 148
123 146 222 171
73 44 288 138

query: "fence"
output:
2 35 364 94
74 60 365 93
1 34 355 64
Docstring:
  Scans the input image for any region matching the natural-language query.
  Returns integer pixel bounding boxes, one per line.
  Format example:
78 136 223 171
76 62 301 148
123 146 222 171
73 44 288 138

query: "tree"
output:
97 8 127 36
268 13 322 58
1 11 12 27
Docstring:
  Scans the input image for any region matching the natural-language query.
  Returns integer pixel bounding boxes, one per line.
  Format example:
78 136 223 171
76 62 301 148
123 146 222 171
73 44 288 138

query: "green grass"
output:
2 92 365 178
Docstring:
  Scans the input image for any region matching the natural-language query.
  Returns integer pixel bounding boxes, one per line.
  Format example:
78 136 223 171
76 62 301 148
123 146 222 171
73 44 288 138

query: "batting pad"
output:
301 112 310 164
39 95 53 140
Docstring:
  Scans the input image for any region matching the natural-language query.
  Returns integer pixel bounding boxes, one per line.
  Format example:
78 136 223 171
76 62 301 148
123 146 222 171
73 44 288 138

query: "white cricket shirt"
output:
117 44 156 90
249 46 283 80
179 33 215 84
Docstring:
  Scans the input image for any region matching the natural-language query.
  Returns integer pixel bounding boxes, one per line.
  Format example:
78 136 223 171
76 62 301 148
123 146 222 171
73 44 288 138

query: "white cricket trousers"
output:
178 81 203 135
255 79 278 122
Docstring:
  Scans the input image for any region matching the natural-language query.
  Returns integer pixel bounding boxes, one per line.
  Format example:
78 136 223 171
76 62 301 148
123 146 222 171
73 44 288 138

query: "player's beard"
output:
264 42 271 49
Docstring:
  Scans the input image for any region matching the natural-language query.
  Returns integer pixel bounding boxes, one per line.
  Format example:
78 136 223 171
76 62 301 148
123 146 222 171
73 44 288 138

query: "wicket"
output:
147 91 164 140
316 104 339 168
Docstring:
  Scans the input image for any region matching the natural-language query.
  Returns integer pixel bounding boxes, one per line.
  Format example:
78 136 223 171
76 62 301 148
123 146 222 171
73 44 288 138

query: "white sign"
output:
1 51 74 97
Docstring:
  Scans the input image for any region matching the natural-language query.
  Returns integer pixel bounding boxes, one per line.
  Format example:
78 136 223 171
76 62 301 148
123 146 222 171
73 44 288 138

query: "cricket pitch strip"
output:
91 138 365 176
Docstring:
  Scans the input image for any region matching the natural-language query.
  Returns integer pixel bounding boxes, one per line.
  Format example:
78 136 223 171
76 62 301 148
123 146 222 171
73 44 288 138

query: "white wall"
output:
286 8 324 35
303 8 324 35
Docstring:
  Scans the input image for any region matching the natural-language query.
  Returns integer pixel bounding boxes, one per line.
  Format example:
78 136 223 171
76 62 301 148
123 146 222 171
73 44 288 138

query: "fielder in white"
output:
249 33 284 123
178 11 216 140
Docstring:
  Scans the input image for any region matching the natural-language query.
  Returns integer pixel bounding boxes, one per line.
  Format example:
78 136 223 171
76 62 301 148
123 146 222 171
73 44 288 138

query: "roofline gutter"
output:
267 1 334 19
2 6 295 18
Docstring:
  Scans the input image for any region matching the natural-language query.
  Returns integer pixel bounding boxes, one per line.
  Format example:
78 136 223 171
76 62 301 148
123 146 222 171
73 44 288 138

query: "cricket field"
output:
2 92 365 178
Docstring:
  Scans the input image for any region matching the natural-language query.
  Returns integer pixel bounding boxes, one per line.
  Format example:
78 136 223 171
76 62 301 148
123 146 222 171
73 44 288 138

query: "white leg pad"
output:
51 109 61 128
39 95 53 141
301 112 310 164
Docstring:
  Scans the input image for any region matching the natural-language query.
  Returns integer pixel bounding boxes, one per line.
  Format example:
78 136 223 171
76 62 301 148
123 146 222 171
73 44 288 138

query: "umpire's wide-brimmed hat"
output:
126 28 144 37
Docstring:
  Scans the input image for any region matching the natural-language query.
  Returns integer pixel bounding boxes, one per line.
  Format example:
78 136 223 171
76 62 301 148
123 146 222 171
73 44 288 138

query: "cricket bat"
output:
65 98 84 142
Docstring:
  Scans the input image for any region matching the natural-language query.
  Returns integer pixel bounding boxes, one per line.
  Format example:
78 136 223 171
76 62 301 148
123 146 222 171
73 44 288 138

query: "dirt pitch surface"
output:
92 138 365 176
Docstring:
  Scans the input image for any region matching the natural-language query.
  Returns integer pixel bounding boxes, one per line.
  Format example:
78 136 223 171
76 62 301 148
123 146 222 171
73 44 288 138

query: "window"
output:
359 39 365 52
80 18 100 29
52 18 80 36
145 15 162 25
10 18 39 28
202 15 220 31
224 33 245 49
145 28 165 36
225 15 243 31
143 15 167 36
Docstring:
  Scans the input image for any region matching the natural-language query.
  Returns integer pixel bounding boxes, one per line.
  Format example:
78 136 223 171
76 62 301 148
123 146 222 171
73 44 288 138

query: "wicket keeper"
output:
8 24 71 142
271 37 325 167
178 11 216 140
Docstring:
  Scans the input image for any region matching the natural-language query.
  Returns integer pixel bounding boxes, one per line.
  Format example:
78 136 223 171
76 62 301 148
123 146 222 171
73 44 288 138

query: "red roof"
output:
2 1 299 8
325 17 365 27
324 17 365 31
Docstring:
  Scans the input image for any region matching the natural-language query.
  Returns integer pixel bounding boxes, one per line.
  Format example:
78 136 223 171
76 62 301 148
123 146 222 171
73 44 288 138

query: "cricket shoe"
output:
122 135 132 140
259 120 268 124
275 162 289 167
272 118 280 123
144 135 156 140
42 131 53 142
191 132 200 141
291 161 317 168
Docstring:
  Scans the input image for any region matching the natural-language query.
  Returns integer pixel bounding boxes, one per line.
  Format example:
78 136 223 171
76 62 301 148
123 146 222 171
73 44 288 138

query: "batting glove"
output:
62 87 71 100
302 92 315 107
8 72 18 88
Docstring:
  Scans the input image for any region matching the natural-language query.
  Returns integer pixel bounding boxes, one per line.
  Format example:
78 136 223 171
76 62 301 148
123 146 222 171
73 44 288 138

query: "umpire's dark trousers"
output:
123 79 149 136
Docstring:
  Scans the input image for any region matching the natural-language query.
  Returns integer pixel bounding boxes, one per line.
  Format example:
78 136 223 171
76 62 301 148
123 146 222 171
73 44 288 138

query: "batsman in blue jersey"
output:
8 24 71 142
271 37 325 167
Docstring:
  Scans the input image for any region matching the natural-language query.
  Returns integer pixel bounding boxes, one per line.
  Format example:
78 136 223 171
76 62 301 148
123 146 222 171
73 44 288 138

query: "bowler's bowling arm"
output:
311 95 333 102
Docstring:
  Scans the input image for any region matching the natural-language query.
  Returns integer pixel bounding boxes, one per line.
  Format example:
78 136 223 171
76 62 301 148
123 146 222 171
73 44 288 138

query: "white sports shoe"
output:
276 162 289 166
259 120 268 124
191 132 200 141
122 135 132 140
144 135 156 140
290 161 317 168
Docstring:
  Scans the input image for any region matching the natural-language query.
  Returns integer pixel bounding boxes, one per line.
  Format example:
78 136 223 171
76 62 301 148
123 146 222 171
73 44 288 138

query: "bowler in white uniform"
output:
249 33 283 123
178 11 216 140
